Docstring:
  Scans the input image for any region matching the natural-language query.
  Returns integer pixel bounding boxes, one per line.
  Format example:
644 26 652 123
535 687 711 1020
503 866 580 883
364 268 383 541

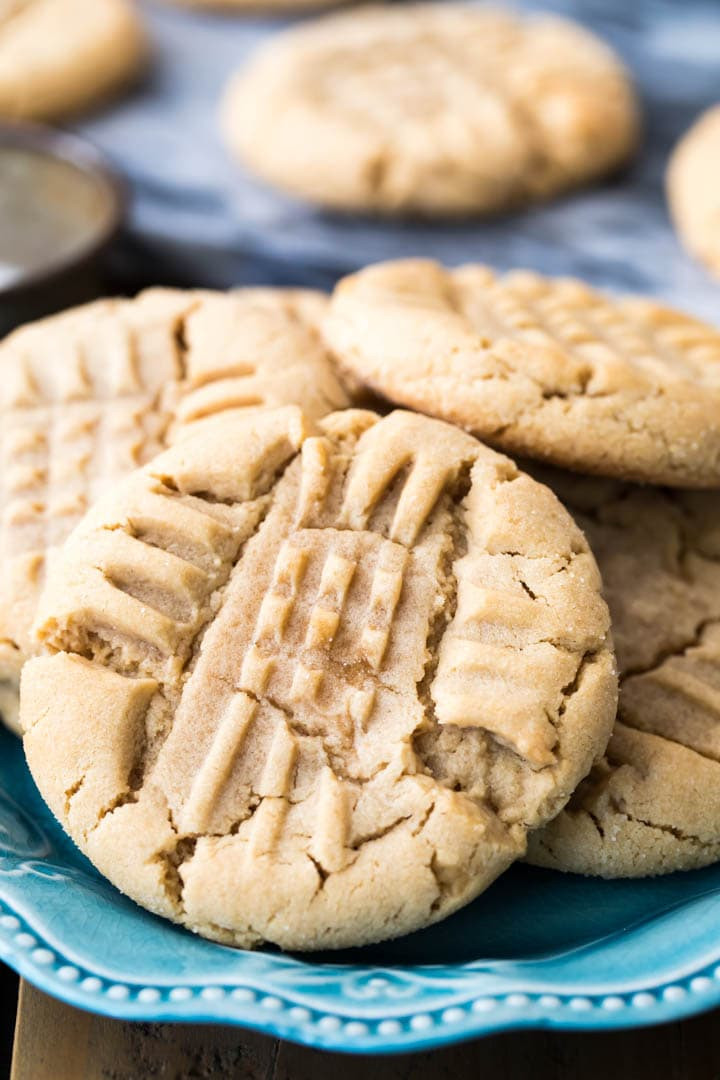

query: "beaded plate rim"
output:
3 895 720 1053
4 728 720 1054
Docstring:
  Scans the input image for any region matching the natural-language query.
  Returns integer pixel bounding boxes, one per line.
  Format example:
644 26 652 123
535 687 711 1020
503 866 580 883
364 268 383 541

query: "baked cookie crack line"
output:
232 685 366 787
22 408 617 949
608 799 708 849
562 801 708 852
63 774 86 819
620 614 720 684
558 651 594 719
585 807 605 841
171 302 202 385
143 297 205 446
73 769 145 841
159 835 198 917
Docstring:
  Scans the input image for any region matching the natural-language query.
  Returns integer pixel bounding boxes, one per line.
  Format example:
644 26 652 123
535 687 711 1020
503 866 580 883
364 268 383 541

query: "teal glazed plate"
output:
3 725 720 1053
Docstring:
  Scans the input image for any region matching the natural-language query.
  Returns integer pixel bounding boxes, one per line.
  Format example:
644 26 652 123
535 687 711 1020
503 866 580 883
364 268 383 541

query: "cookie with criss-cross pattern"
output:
222 3 638 215
0 0 145 121
528 470 720 877
0 288 349 734
22 407 615 950
326 258 720 487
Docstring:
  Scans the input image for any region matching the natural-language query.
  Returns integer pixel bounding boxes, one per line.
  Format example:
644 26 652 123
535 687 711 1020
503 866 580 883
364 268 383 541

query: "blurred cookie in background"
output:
668 105 720 278
0 0 146 122
221 3 639 216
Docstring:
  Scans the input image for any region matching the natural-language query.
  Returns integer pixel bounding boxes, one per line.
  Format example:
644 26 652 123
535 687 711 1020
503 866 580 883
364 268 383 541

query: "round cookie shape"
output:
0 287 349 734
326 258 720 487
0 0 146 121
22 407 615 950
221 3 638 215
527 469 720 877
668 105 720 278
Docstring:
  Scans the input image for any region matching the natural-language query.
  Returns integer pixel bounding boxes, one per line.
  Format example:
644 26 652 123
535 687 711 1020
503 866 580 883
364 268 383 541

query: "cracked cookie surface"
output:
0 0 145 121
326 258 720 487
221 3 638 215
22 406 615 950
0 287 349 733
527 468 720 876
667 105 720 278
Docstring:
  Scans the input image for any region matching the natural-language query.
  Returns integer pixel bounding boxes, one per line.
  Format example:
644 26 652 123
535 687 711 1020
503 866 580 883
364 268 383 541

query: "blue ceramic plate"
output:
3 728 720 1053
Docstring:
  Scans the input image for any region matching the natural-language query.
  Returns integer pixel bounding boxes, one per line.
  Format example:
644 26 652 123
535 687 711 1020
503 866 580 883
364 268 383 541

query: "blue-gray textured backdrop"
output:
74 0 720 314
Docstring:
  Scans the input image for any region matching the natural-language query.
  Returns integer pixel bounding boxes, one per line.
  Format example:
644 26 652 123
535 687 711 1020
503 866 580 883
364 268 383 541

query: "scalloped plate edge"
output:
3 897 720 1053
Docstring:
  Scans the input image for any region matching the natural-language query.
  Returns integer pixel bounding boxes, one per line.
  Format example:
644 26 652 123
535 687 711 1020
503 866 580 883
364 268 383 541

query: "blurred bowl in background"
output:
0 124 125 336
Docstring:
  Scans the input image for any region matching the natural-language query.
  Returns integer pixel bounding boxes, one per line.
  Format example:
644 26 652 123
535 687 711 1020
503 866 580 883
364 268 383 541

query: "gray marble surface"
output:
74 0 720 315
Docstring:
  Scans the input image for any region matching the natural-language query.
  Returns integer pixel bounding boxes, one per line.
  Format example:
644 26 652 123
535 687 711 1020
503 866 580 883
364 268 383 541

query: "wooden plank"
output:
10 981 275 1080
11 978 720 1080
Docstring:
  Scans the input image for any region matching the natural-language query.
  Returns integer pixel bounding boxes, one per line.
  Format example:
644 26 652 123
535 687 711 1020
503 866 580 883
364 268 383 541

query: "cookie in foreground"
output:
221 3 638 215
528 470 720 877
22 407 615 950
326 258 720 487
0 287 349 734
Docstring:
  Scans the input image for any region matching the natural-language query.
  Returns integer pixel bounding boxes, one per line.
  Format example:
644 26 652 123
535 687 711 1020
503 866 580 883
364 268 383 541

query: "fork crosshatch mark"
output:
0 288 349 730
22 407 615 952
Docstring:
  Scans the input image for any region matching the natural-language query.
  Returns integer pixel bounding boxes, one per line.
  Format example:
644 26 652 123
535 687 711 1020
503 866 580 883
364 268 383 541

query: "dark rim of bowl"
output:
0 122 126 304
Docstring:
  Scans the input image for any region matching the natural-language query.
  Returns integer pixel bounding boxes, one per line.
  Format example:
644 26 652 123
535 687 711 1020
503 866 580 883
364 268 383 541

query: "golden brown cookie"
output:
667 105 720 278
326 258 720 487
221 3 638 215
22 407 615 950
0 0 146 121
527 469 720 876
0 287 349 731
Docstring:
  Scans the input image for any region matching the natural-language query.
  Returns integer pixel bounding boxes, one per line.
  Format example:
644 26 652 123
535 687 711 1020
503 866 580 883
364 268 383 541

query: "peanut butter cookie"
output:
22 407 615 949
221 4 638 215
0 288 349 732
0 0 145 121
528 470 720 876
326 258 720 486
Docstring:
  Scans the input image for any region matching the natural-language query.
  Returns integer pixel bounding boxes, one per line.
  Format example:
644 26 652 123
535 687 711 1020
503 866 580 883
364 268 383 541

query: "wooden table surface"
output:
6 976 720 1080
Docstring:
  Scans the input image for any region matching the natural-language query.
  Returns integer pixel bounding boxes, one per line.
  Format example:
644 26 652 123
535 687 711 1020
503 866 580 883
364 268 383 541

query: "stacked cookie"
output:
0 287 349 732
5 278 619 951
21 407 615 949
325 258 720 881
6 257 720 952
